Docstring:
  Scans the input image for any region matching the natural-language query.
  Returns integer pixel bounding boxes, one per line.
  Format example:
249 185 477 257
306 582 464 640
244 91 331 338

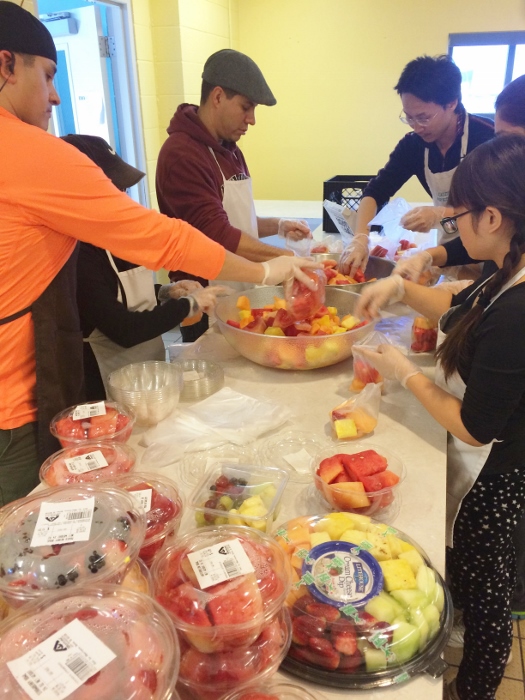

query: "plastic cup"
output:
50 400 135 447
39 441 136 487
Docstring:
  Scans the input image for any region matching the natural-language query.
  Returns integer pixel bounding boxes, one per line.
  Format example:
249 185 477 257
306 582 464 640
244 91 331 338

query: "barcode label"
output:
7 619 116 700
187 538 254 590
128 488 152 513
31 498 95 547
65 450 108 474
72 402 106 420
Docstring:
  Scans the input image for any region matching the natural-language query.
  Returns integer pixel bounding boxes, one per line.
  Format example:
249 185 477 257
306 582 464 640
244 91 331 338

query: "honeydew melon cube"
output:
416 565 436 598
380 559 417 592
432 582 445 613
409 608 429 651
422 603 441 639
398 549 425 576
364 594 397 624
389 621 420 664
310 531 331 548
314 512 356 539
390 589 428 610
365 648 388 672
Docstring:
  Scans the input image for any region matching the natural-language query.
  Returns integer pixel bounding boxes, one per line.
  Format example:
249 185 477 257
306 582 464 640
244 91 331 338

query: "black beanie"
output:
0 1 57 64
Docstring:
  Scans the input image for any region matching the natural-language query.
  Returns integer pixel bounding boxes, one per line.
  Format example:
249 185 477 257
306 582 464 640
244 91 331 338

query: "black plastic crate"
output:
323 175 375 233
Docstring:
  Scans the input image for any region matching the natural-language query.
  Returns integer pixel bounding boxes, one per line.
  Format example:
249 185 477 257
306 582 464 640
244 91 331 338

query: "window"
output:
449 32 525 118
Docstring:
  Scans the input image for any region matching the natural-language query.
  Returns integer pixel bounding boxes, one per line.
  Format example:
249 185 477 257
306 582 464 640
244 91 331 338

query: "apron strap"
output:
105 250 128 309
0 304 32 326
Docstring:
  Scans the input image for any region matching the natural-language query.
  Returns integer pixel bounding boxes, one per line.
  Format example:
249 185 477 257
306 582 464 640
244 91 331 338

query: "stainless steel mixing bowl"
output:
311 254 395 293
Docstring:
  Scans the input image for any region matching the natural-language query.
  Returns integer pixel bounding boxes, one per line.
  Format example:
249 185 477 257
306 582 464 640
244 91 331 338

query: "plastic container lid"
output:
50 400 135 447
0 585 179 700
179 443 258 487
0 485 146 606
170 358 224 401
273 513 452 689
121 558 152 596
257 430 331 484
222 681 324 700
151 526 292 654
177 608 291 700
190 463 288 534
39 441 136 487
113 472 184 567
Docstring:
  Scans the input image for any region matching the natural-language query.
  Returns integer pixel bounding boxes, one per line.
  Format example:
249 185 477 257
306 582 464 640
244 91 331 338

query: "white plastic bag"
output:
351 329 406 392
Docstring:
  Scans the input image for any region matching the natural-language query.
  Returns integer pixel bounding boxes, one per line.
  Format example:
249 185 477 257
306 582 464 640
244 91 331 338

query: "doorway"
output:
35 0 148 206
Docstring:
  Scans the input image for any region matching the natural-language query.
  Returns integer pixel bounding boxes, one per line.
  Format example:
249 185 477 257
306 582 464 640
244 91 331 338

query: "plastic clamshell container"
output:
215 287 376 371
190 464 289 533
170 358 224 401
50 400 135 447
179 443 258 487
177 608 291 700
0 484 146 607
312 443 406 522
0 584 179 700
121 558 153 596
108 361 182 427
273 513 452 690
222 681 325 700
257 430 331 485
39 440 136 487
151 526 292 654
113 472 184 567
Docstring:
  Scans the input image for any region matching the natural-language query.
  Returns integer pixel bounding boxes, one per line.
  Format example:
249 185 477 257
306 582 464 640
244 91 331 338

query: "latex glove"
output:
278 218 312 241
261 256 319 289
338 234 370 277
393 250 433 282
359 344 422 388
355 274 405 320
187 285 233 315
158 280 202 302
436 279 474 295
401 206 445 233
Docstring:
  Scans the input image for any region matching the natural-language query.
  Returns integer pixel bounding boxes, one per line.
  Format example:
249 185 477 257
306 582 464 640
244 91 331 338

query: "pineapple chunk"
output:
340 529 392 561
347 512 372 531
313 513 356 540
310 531 331 548
380 559 417 591
398 549 425 576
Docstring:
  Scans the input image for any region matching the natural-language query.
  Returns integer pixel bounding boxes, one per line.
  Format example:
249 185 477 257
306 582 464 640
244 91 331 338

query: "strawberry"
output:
308 636 336 657
330 619 357 655
338 650 363 672
305 602 341 622
292 614 327 645
139 669 158 693
289 643 340 671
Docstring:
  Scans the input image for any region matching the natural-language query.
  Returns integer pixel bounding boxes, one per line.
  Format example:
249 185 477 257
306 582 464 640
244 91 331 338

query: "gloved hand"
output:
158 279 202 302
401 206 445 233
338 234 370 277
187 285 233 315
261 256 319 288
358 344 422 388
278 218 312 241
355 274 405 320
436 279 474 294
393 250 433 282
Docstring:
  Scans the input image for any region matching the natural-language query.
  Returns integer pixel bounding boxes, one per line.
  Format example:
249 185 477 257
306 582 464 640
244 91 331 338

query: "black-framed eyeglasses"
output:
440 209 475 235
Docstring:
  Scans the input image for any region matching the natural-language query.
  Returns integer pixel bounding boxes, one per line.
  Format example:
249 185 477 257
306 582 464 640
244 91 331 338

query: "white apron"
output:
424 115 469 245
85 251 166 396
436 266 525 546
208 147 258 292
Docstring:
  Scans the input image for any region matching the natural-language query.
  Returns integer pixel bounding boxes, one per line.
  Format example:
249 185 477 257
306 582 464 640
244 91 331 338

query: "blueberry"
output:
209 485 216 491
57 574 67 586
237 479 248 486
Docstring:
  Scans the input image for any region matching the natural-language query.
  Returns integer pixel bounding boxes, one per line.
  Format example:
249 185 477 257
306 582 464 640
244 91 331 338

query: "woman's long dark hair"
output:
436 134 525 379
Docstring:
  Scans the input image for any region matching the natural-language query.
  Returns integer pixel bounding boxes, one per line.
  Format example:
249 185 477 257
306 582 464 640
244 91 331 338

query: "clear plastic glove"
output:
188 285 233 315
359 344 422 388
393 250 433 282
278 218 312 241
436 279 474 295
261 256 319 289
158 279 202 302
338 234 370 277
355 274 405 320
400 206 445 233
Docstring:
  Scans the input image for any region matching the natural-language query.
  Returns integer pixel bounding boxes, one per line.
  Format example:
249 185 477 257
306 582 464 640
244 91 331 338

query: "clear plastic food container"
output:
50 400 135 447
274 513 452 690
257 430 331 484
0 485 146 607
170 358 224 401
312 443 406 522
0 584 179 700
151 526 292 654
222 681 325 700
190 464 288 533
121 558 152 595
40 441 136 487
113 472 184 566
179 443 257 487
177 608 291 700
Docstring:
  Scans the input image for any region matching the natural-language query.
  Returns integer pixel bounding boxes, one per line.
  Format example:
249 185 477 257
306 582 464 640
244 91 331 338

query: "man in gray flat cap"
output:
156 49 311 341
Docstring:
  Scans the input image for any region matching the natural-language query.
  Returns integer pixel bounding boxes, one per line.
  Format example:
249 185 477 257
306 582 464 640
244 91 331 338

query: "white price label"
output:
282 448 312 474
72 402 106 421
64 451 108 475
7 618 116 700
30 498 95 548
183 370 202 382
129 488 152 513
187 538 255 590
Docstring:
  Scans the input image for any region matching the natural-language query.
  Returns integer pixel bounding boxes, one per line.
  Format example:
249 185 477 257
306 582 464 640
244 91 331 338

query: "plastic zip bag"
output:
330 382 382 440
351 329 404 392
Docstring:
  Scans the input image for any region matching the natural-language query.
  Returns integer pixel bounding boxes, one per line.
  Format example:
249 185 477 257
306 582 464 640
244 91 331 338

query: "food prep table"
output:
127 317 448 700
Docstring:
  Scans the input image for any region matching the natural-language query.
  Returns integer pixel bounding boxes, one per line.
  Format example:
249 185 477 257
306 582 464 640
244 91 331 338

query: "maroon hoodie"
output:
156 104 250 282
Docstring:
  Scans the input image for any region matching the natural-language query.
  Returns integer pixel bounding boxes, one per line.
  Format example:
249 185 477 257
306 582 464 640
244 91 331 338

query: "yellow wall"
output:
236 0 525 203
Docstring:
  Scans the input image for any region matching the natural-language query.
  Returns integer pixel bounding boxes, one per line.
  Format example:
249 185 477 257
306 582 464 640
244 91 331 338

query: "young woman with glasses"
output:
339 55 494 279
354 134 525 700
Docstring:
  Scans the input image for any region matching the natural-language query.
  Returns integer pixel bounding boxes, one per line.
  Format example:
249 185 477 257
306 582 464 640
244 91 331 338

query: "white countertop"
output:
129 317 447 700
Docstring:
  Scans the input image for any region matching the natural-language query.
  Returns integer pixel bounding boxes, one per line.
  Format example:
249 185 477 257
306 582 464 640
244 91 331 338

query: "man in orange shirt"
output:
0 1 315 505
